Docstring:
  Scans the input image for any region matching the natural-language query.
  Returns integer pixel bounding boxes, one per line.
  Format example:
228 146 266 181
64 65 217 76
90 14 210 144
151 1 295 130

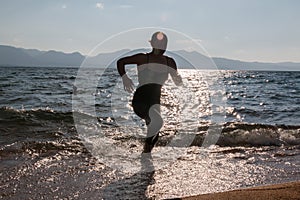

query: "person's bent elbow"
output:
117 59 126 77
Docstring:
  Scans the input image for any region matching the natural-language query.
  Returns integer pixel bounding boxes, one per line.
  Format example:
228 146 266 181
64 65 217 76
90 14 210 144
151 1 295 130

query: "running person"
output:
117 32 183 153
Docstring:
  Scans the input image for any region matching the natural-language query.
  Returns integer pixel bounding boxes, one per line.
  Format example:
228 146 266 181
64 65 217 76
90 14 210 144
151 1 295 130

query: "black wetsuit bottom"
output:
132 84 162 124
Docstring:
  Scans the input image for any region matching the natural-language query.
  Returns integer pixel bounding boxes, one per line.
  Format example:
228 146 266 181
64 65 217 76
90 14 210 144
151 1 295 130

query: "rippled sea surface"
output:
0 67 299 199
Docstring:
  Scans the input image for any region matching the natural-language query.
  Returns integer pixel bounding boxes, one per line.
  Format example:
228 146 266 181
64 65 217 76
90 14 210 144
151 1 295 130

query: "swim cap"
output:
150 32 168 50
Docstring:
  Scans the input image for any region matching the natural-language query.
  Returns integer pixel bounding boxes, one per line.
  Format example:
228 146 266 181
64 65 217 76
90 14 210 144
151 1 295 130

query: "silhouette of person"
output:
117 32 183 153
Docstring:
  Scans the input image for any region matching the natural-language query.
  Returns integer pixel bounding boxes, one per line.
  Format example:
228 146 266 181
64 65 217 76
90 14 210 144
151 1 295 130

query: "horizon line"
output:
1 43 300 64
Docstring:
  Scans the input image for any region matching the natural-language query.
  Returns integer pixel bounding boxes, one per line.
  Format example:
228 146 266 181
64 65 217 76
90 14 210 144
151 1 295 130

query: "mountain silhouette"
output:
0 45 39 66
0 45 299 71
36 50 84 66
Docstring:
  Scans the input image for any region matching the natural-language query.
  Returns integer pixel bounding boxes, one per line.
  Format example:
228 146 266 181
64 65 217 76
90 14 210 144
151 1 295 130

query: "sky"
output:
0 0 300 62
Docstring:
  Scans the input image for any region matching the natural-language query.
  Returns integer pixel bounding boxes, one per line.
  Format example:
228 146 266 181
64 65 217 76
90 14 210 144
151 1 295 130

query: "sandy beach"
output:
177 181 300 200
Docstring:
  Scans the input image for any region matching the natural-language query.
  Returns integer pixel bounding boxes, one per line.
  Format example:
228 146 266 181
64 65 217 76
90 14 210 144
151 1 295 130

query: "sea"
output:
0 66 299 199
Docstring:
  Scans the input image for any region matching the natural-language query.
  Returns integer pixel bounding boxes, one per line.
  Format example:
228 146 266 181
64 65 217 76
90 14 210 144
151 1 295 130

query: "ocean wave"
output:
190 122 300 147
0 106 73 120
0 107 76 147
1 107 299 152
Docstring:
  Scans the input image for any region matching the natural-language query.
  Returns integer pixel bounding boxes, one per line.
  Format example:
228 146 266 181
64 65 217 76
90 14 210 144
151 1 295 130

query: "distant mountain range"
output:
0 45 299 71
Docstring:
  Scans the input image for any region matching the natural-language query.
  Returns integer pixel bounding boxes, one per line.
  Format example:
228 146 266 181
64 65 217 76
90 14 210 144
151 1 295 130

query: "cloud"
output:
120 5 133 9
224 36 231 41
62 4 67 9
193 39 203 43
160 13 169 22
96 3 104 10
12 37 23 45
175 39 205 51
13 38 21 43
176 39 203 45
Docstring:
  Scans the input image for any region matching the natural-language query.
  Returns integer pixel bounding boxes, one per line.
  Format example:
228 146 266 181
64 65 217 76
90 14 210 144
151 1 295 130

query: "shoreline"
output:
175 181 300 200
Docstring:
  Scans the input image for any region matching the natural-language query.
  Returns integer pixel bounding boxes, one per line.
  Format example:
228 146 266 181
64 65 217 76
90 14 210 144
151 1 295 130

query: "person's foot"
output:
143 141 152 153
143 133 159 153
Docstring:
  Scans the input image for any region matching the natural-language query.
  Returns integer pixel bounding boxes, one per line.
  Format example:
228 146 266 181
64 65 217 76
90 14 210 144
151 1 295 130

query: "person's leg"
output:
143 104 163 153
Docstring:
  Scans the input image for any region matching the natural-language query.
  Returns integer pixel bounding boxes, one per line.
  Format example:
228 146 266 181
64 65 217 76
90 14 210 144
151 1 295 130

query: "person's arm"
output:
167 57 183 86
117 53 144 92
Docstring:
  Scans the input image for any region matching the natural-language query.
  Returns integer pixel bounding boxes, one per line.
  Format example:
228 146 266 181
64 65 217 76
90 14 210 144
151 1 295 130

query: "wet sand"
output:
2 144 300 200
178 181 300 200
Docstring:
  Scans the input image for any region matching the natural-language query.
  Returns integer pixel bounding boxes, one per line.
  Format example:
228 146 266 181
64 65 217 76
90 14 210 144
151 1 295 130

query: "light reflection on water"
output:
73 69 228 173
71 69 300 199
1 67 300 199
72 69 299 172
147 145 300 199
